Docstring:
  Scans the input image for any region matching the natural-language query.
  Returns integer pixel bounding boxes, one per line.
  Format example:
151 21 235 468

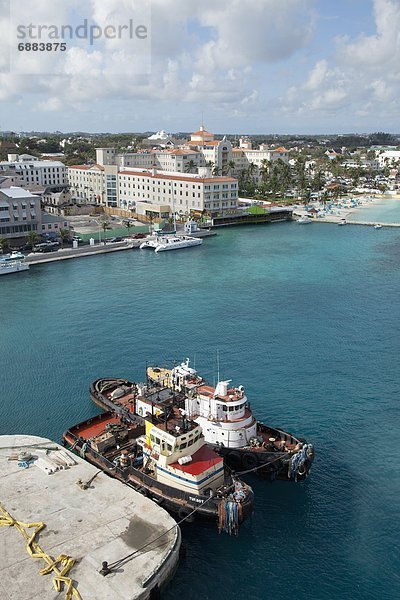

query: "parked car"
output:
108 237 123 243
132 233 146 239
33 243 57 253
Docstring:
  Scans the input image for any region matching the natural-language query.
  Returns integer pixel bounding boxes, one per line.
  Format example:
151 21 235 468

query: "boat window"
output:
155 437 161 445
229 406 235 412
167 444 172 452
222 405 227 411
150 435 155 442
180 442 188 449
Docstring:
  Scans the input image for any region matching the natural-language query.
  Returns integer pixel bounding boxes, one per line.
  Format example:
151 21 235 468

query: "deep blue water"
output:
1 222 399 600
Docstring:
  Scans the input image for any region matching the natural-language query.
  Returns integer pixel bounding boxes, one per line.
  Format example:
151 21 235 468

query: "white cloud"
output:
304 60 328 91
282 0 400 121
0 0 315 121
37 96 62 111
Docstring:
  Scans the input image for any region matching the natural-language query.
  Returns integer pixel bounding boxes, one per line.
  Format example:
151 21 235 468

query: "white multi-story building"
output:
0 154 67 189
95 126 234 175
67 164 238 217
232 146 290 181
96 147 203 174
376 150 400 168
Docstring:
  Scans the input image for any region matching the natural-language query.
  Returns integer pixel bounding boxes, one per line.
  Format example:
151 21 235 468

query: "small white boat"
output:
338 218 347 226
0 261 30 276
1 251 25 262
374 224 382 230
140 235 202 252
297 216 312 224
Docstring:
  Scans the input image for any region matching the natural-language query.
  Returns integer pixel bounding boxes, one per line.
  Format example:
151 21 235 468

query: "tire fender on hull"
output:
226 450 242 470
242 452 258 470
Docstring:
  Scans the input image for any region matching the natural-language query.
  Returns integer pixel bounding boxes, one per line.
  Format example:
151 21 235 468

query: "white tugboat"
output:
163 360 314 479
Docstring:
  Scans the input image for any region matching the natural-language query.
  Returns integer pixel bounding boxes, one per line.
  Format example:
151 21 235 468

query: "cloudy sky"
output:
0 0 399 134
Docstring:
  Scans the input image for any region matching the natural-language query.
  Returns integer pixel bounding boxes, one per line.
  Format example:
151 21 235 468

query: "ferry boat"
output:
139 235 202 252
64 402 253 534
90 362 314 481
0 261 29 276
296 216 313 224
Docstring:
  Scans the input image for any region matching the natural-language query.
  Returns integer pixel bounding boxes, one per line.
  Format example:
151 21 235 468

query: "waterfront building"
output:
0 154 67 190
0 187 41 241
67 164 238 218
0 186 68 243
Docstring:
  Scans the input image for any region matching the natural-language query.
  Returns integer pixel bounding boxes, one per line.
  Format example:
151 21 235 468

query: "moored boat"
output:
0 251 25 262
90 361 314 482
64 405 253 534
139 235 202 252
0 260 29 275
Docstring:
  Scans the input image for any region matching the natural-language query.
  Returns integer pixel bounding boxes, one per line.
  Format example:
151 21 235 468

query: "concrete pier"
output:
0 435 181 600
24 241 140 265
311 218 400 227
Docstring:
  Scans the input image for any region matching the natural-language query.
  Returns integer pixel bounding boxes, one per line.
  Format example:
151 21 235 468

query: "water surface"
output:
1 221 399 600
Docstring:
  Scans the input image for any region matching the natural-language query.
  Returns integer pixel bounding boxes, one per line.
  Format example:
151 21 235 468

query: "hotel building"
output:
67 164 238 218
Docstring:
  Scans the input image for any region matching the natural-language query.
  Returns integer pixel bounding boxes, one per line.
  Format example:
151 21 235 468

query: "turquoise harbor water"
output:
1 221 400 600
350 196 400 223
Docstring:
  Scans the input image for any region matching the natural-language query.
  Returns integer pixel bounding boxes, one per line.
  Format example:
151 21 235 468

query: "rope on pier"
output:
0 504 82 600
103 495 215 574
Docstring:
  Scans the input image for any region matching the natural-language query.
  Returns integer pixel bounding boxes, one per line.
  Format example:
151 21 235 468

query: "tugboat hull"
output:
63 412 253 528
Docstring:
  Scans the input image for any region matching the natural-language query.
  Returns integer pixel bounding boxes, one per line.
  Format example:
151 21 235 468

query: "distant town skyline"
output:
1 0 399 134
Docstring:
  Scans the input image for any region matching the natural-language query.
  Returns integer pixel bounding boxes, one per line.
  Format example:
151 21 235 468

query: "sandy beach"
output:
294 194 400 226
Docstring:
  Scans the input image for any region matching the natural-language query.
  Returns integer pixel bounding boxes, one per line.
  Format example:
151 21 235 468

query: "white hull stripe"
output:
156 464 224 486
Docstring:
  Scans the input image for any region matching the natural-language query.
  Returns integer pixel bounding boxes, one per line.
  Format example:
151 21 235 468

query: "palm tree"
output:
247 162 257 180
0 236 9 254
102 221 109 244
227 160 236 176
26 231 40 249
185 160 197 174
147 213 154 234
124 221 132 237
212 165 221 176
260 159 271 183
59 228 70 247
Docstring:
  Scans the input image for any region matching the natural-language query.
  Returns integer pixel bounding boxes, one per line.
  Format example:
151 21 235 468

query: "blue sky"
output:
0 0 399 134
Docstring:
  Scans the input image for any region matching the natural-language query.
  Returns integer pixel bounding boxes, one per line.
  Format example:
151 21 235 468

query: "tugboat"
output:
64 402 253 534
90 360 314 481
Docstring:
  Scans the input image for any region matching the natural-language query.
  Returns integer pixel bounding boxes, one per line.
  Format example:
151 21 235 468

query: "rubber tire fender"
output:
227 450 242 470
242 452 258 470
